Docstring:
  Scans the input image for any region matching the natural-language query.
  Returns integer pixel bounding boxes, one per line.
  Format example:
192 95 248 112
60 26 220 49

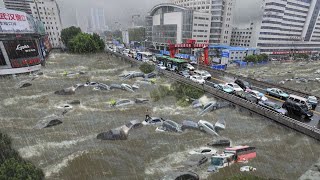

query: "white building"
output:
146 4 211 50
3 0 33 14
29 0 63 48
230 23 258 47
89 8 107 33
171 0 235 45
256 0 320 55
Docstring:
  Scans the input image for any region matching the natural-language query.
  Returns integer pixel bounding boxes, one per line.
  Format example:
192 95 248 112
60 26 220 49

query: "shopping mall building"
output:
0 8 51 75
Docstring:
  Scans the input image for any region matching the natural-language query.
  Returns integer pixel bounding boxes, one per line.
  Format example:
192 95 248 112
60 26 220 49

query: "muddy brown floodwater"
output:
0 52 319 180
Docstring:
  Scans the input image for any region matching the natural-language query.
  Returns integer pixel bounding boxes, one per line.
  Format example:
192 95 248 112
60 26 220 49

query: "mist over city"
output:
0 0 319 180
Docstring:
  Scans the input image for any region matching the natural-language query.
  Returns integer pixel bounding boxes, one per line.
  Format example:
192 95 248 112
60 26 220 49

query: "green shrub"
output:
226 174 267 180
139 63 155 74
172 82 204 100
150 85 171 102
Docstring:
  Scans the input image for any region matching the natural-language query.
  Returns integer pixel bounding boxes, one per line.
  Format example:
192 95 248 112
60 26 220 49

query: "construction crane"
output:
131 14 140 28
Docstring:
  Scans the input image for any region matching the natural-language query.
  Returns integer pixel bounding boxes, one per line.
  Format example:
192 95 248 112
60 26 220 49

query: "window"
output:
3 40 39 61
0 49 6 66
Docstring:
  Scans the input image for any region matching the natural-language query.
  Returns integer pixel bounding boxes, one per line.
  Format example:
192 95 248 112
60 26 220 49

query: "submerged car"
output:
121 120 143 134
198 120 219 136
96 129 127 140
240 166 256 172
198 101 217 115
307 96 318 110
189 147 217 155
266 88 289 100
162 171 199 180
207 139 231 147
234 79 252 90
113 99 135 107
184 155 208 168
214 84 234 94
190 75 205 85
258 101 287 115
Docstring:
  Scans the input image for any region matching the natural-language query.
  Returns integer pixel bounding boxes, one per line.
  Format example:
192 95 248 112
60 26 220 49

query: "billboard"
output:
0 9 35 33
3 40 40 68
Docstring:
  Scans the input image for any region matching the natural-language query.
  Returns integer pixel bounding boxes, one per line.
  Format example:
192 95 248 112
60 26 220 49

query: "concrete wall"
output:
164 12 182 43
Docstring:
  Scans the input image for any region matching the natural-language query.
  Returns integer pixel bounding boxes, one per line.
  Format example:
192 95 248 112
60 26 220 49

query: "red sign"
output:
11 58 41 68
0 13 26 21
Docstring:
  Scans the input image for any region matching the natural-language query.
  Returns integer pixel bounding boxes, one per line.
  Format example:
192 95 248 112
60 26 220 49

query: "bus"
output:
224 145 256 162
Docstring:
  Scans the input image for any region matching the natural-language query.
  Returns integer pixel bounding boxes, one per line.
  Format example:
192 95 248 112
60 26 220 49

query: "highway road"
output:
202 71 320 127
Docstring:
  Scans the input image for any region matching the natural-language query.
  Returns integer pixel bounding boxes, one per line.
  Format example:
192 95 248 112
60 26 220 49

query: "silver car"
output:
198 120 219 136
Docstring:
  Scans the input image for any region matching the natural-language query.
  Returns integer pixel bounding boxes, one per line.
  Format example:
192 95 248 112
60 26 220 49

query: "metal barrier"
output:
107 50 320 141
198 64 320 100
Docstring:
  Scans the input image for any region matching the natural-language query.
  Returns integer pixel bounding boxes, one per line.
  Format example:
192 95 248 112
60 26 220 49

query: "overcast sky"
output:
1 0 263 29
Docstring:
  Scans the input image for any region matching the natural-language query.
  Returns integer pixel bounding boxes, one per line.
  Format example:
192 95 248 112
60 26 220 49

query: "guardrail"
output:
198 64 320 100
107 50 320 141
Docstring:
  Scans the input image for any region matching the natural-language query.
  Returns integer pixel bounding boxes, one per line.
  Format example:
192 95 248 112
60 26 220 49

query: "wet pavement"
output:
0 52 319 180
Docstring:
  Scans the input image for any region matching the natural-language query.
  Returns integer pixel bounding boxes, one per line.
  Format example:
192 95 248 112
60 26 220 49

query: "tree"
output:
92 33 105 51
0 158 44 180
61 26 82 49
139 63 155 74
245 55 258 63
257 53 268 62
129 27 145 42
69 33 99 53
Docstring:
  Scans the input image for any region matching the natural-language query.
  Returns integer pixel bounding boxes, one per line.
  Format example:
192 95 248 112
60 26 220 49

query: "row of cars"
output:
210 78 318 121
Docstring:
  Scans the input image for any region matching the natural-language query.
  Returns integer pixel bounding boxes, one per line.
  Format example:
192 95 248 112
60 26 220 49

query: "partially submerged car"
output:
198 101 217 115
198 120 219 136
194 70 211 80
162 171 199 180
142 117 165 126
96 129 127 140
240 166 256 172
266 88 289 100
258 101 287 115
234 79 251 90
35 115 63 129
185 63 195 71
181 120 199 130
179 70 190 78
207 139 231 147
121 120 143 134
189 147 217 155
234 91 258 103
158 120 182 133
282 100 313 120
192 99 203 108
184 155 208 168
113 99 135 107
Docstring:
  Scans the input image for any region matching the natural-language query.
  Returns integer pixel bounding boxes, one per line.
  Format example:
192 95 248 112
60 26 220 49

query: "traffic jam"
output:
108 45 320 128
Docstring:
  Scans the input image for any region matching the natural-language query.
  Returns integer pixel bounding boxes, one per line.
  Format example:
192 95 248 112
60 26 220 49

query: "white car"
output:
226 83 243 92
186 64 195 71
240 166 256 172
246 89 268 101
190 75 205 85
156 63 167 70
194 70 211 80
189 147 217 155
198 120 219 136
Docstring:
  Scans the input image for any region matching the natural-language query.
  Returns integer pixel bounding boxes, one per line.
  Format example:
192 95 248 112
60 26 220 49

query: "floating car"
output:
35 115 63 129
240 166 256 172
214 84 234 94
266 88 289 100
192 99 203 108
162 171 199 180
198 120 219 136
159 120 182 133
181 120 199 130
142 117 165 126
113 99 135 107
135 98 149 104
189 147 217 155
225 83 243 92
184 155 208 168
121 120 143 134
96 129 127 140
190 75 205 85
207 139 231 147
198 101 217 115
258 101 287 115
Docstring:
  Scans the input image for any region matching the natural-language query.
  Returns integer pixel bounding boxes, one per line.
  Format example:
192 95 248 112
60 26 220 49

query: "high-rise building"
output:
171 0 235 45
146 4 211 50
230 22 259 47
3 0 33 14
89 8 106 33
4 0 63 48
256 0 320 55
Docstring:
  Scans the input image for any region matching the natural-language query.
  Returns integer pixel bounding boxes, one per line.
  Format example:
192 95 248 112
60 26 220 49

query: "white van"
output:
288 94 312 109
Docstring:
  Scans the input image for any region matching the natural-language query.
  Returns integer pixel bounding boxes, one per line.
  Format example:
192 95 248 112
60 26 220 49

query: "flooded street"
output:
0 52 319 180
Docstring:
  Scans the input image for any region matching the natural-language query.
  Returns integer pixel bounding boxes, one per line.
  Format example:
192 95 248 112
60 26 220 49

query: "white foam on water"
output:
145 151 189 175
18 135 94 159
2 92 51 106
44 150 88 177
152 105 188 115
